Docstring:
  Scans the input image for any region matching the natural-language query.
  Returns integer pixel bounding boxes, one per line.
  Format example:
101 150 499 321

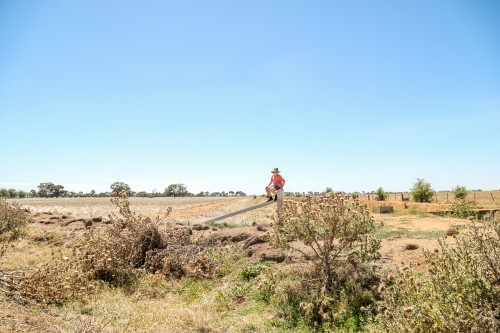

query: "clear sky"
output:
1 0 499 195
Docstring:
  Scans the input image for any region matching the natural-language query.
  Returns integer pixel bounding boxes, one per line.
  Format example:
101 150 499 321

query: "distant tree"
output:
234 191 246 196
29 189 38 198
36 182 64 198
90 190 95 197
164 184 188 198
325 187 333 193
110 182 130 194
204 191 209 197
196 191 205 197
411 178 435 203
229 191 234 196
18 190 27 198
8 189 17 198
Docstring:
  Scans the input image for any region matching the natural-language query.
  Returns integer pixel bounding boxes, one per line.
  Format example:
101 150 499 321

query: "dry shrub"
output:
145 246 219 279
78 191 220 283
77 191 172 285
0 257 95 305
380 214 500 332
0 198 29 242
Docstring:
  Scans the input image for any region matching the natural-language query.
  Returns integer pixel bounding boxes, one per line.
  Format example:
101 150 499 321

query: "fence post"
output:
277 188 283 216
491 193 495 204
446 192 449 203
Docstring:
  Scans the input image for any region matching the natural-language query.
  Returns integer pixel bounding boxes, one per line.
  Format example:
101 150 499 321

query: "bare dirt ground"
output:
1 196 497 332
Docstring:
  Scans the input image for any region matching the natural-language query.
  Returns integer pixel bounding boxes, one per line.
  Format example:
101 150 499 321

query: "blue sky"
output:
1 0 499 195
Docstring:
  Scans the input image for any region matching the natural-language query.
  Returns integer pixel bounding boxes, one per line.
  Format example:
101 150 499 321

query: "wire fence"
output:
359 191 500 205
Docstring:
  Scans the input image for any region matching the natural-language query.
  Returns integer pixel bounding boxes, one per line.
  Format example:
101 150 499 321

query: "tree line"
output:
0 181 246 199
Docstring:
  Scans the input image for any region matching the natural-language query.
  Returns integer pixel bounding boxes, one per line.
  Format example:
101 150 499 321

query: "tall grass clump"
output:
410 178 435 203
270 192 382 330
380 214 500 332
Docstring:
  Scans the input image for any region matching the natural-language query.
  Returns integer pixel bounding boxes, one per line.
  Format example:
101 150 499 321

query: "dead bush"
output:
145 245 219 279
77 191 172 286
0 257 96 305
380 215 500 332
0 198 29 242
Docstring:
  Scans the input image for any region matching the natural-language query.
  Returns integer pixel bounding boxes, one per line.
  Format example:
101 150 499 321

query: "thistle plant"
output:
270 192 381 293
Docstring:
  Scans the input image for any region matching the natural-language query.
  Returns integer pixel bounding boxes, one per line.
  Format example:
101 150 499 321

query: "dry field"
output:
0 196 498 332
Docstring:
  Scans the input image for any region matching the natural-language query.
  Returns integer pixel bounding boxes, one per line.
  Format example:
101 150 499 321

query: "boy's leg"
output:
265 186 274 201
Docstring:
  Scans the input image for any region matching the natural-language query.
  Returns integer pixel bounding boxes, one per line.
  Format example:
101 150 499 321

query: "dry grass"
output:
9 194 495 331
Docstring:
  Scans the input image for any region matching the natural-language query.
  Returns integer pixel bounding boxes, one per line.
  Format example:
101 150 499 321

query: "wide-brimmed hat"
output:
271 168 280 173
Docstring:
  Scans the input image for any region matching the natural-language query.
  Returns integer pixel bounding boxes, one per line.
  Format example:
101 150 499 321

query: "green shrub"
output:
452 185 468 199
351 192 359 199
375 187 387 201
380 215 500 332
410 178 435 203
448 198 478 219
0 198 29 242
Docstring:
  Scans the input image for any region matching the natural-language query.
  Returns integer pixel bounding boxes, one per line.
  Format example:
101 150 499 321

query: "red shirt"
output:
270 174 285 187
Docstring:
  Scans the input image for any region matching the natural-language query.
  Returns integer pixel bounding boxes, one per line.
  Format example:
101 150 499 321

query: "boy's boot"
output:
274 195 278 201
267 196 273 202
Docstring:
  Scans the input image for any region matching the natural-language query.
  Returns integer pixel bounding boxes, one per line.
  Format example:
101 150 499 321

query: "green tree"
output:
91 190 96 197
110 182 131 194
410 178 435 203
0 189 8 197
375 187 387 201
8 189 17 198
164 183 188 198
452 185 468 199
325 187 333 193
17 190 26 198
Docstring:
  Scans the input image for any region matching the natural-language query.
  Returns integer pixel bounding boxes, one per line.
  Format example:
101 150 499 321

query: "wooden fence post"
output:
491 193 495 204
277 188 283 216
